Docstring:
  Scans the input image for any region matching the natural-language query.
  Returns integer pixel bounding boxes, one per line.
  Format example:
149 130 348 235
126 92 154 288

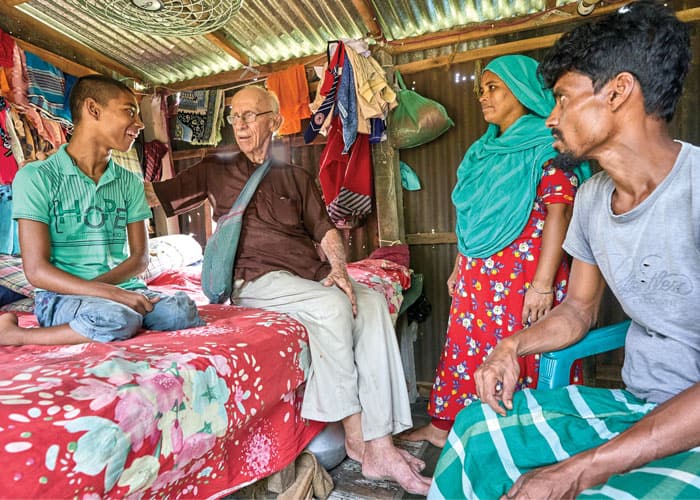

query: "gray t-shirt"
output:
563 141 700 404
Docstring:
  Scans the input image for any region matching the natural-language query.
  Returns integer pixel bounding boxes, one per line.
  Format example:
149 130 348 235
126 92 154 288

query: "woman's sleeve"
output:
539 162 577 205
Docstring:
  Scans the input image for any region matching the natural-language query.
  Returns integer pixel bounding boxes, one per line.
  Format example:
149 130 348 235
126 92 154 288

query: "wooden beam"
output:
394 6 700 76
351 0 384 40
677 6 700 22
385 1 624 55
396 33 562 75
166 52 326 91
372 50 404 246
406 232 457 246
15 39 98 77
204 31 250 67
0 3 142 81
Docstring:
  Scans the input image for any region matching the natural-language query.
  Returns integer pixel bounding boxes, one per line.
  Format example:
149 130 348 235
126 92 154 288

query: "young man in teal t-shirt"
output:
0 75 202 345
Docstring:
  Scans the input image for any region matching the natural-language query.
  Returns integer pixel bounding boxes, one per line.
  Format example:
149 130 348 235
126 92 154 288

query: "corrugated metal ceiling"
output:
7 0 577 88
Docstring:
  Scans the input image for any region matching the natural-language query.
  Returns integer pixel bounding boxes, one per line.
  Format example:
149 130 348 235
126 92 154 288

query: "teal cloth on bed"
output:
201 159 272 304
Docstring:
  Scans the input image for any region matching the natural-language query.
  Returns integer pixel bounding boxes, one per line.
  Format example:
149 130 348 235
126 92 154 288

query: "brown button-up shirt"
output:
153 153 334 282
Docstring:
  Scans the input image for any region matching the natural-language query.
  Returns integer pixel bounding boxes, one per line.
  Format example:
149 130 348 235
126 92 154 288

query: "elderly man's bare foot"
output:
0 314 22 345
345 437 364 463
362 439 431 496
398 448 426 472
401 423 448 448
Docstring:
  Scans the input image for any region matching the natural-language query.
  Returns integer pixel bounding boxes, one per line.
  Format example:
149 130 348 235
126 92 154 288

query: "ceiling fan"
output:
70 0 243 37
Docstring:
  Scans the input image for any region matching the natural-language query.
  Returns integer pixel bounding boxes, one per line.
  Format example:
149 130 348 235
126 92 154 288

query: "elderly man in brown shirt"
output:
145 85 431 495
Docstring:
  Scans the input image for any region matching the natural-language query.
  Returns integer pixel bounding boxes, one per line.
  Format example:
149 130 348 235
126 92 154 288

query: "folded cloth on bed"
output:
368 243 410 268
0 254 34 297
0 284 25 305
140 234 203 282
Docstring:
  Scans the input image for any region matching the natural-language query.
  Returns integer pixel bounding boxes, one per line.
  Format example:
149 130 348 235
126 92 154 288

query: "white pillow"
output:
140 234 203 282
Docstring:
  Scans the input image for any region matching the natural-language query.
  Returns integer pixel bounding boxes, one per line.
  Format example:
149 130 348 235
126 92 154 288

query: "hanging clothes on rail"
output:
266 64 311 136
304 41 345 143
173 89 225 146
24 52 73 125
0 97 18 184
0 185 20 255
143 140 169 182
318 115 372 228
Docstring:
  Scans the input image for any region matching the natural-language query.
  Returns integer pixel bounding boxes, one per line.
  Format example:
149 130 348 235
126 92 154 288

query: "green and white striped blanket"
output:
430 386 700 499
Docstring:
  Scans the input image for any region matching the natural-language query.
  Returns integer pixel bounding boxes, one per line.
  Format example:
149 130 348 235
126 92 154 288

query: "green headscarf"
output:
452 55 590 258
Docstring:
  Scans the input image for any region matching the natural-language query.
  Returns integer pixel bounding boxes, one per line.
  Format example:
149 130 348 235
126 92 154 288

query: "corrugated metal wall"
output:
398 60 486 383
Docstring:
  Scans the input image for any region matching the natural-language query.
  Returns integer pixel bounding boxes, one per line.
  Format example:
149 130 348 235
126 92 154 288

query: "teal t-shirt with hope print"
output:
12 144 151 290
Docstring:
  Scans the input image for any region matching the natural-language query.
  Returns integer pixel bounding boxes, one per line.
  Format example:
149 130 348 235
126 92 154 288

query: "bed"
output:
0 243 412 498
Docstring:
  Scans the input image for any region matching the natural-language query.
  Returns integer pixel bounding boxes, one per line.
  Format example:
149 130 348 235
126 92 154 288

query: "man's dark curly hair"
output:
538 0 691 122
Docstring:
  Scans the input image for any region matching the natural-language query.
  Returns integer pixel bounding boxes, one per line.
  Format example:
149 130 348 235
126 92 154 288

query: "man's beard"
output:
550 128 585 172
551 152 585 173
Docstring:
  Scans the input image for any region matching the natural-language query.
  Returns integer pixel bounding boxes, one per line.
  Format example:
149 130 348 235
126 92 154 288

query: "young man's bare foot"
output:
401 423 448 448
361 437 431 496
0 313 22 345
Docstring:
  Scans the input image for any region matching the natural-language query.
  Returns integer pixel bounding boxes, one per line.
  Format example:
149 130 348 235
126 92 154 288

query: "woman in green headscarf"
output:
404 55 589 447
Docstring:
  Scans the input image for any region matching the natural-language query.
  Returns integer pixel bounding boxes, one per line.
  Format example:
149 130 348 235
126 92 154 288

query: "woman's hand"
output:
447 255 460 296
446 268 459 296
522 286 554 325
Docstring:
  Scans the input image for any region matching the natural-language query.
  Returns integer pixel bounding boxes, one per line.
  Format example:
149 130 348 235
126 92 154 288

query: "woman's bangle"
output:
528 283 553 295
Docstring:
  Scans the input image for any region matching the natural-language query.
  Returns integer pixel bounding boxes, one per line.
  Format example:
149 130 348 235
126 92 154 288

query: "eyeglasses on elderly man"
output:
226 110 274 125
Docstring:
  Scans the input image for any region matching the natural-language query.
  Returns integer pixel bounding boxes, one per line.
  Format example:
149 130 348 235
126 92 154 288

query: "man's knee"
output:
321 287 355 322
70 300 143 342
143 291 204 331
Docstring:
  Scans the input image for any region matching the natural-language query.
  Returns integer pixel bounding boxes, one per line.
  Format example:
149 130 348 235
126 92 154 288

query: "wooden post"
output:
371 49 405 246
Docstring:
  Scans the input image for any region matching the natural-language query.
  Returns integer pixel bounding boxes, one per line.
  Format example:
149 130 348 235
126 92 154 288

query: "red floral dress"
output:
428 165 581 424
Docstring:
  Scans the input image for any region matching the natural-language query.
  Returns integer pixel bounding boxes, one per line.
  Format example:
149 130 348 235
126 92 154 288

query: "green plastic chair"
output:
536 320 630 390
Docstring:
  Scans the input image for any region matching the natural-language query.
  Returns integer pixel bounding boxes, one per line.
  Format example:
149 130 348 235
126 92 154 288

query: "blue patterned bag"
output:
201 159 271 303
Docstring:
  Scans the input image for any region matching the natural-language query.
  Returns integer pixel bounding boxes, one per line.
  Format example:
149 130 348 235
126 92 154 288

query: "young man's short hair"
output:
69 75 135 124
539 0 691 122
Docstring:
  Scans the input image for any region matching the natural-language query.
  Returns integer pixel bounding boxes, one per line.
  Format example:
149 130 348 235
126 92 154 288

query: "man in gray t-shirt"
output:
563 142 700 404
429 3 700 500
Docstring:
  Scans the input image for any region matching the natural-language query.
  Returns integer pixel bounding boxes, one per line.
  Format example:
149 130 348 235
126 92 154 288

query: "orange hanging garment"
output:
266 64 311 136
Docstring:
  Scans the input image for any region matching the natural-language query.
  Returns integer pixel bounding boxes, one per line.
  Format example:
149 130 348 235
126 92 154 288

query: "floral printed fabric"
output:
0 301 322 498
0 261 408 498
429 166 581 422
347 258 411 324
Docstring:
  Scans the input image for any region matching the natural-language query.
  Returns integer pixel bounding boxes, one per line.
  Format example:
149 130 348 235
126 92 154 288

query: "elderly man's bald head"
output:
228 86 279 113
227 85 282 164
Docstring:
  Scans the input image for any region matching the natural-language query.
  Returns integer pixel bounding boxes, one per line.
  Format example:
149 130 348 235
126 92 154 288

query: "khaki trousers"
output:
232 271 412 440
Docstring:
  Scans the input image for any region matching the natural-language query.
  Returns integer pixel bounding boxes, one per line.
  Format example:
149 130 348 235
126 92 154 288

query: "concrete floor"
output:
404 396 442 499
228 396 442 499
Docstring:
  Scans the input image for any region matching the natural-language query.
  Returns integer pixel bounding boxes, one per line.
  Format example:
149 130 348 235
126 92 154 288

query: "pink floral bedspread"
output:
0 261 409 499
348 258 411 323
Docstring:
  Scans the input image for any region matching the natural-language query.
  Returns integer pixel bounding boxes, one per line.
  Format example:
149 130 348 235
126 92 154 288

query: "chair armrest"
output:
537 320 630 391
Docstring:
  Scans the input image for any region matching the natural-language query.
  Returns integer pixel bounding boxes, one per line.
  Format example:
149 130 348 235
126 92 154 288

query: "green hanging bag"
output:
388 71 454 149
